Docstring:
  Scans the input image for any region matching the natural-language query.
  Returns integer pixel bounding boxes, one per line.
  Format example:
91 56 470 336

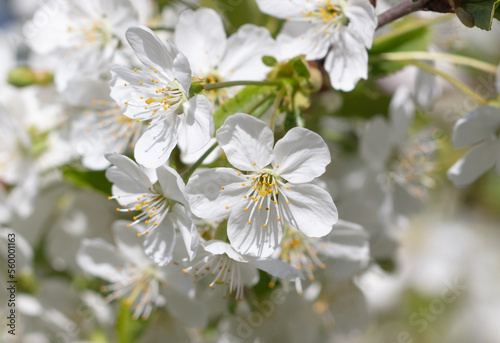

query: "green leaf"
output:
369 18 432 77
212 86 276 129
456 7 476 27
262 55 278 67
62 166 112 196
292 59 311 79
116 301 151 343
460 0 500 30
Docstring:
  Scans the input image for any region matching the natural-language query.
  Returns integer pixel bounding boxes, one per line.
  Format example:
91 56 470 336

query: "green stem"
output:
181 141 219 180
375 51 498 74
269 89 285 132
373 14 453 46
246 93 275 116
410 61 489 105
203 81 282 91
150 26 175 32
177 0 198 10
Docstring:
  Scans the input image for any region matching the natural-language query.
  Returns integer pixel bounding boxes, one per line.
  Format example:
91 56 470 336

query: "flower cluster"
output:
2 0 500 341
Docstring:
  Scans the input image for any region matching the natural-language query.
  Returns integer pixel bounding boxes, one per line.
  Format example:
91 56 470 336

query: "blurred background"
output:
0 0 499 342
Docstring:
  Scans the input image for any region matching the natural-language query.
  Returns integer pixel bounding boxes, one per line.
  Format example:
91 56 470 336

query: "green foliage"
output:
369 18 432 77
62 167 112 196
252 270 276 299
116 301 152 343
212 85 276 129
459 0 500 30
292 59 311 79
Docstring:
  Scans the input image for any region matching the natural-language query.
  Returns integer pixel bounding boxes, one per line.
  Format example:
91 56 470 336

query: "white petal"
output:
237 262 261 286
112 220 150 268
134 113 180 168
321 220 370 279
360 116 393 171
273 127 331 183
389 86 414 145
281 183 338 237
452 106 500 148
143 217 176 266
163 288 208 327
174 8 227 76
414 67 440 108
157 166 188 205
179 95 214 154
324 33 368 91
185 168 247 219
218 24 274 81
227 201 282 257
109 65 170 121
126 25 192 92
180 137 221 165
255 0 315 18
345 0 377 49
63 77 112 107
448 138 499 187
105 153 153 190
216 113 274 171
203 240 249 262
0 229 33 273
250 258 302 280
77 239 124 282
170 204 199 260
102 0 140 41
277 22 331 61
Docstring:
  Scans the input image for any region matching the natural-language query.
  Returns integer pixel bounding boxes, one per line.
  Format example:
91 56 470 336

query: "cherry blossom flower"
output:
26 0 139 92
106 153 198 266
186 113 338 257
77 220 207 325
256 0 377 91
174 8 275 103
109 25 214 168
67 78 144 170
274 220 369 294
448 106 500 187
181 240 301 300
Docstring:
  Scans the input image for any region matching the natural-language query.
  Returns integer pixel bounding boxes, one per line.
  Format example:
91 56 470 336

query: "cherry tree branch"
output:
377 0 431 29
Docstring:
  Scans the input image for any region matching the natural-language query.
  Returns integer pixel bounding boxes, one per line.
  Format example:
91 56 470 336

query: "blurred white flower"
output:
77 220 207 325
26 0 139 92
174 8 275 103
275 220 370 294
448 106 500 187
66 77 144 170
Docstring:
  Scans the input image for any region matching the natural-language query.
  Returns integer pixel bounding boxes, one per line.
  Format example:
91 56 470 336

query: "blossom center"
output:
101 265 159 320
128 69 187 121
182 253 245 300
110 183 172 236
68 18 112 48
223 167 292 229
86 104 141 150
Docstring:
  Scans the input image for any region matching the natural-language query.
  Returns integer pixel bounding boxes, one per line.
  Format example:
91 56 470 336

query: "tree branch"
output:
377 0 431 29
